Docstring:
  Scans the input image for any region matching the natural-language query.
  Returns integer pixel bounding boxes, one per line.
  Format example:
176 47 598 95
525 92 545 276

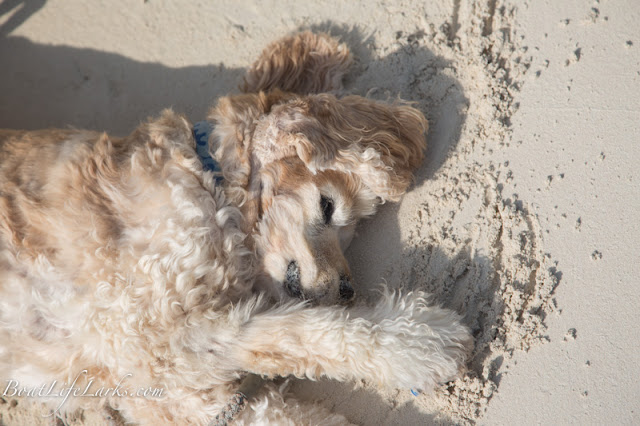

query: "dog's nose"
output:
285 261 303 298
339 276 354 301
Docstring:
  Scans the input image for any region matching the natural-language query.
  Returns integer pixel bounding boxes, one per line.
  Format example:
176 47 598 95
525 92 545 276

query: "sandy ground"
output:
1 0 639 424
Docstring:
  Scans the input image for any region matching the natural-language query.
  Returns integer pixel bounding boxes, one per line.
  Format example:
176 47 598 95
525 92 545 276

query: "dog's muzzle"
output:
285 261 355 302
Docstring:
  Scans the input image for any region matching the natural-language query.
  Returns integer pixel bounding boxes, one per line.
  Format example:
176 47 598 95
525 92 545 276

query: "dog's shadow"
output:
0 17 476 424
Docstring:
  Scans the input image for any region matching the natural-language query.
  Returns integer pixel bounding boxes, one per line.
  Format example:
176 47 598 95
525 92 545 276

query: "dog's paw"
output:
363 291 471 391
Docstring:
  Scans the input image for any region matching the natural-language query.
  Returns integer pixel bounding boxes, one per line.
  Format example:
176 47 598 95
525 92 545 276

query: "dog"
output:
0 32 471 424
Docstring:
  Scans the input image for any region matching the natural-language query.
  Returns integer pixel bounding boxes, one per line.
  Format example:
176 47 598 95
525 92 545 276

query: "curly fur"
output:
242 32 353 94
0 32 471 424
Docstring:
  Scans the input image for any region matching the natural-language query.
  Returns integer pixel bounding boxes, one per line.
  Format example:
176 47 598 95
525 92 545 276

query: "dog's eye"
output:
320 195 334 225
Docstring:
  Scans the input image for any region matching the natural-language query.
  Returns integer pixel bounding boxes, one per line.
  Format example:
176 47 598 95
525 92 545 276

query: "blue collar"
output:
193 121 223 182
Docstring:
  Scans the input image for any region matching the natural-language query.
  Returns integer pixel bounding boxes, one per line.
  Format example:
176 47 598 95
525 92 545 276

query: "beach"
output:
1 0 638 424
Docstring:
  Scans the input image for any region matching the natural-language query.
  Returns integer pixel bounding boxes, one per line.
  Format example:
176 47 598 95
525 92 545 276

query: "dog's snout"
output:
285 261 354 303
339 276 354 301
285 261 303 299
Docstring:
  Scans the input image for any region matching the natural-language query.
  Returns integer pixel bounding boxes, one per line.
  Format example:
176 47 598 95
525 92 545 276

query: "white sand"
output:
1 0 638 424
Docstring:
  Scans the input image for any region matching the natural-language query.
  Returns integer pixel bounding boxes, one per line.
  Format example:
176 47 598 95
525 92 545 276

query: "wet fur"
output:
0 32 471 424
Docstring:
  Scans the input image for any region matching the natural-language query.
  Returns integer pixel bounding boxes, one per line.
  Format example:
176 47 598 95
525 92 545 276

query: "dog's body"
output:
0 33 470 424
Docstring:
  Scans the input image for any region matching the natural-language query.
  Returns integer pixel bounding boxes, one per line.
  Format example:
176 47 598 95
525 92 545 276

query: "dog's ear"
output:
252 94 427 202
209 92 426 230
209 90 299 231
242 32 353 95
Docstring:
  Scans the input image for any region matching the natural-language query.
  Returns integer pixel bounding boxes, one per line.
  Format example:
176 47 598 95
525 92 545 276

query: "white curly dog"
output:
0 32 471 424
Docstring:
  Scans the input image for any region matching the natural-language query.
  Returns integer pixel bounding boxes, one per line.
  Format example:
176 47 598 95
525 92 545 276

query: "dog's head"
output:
209 33 427 304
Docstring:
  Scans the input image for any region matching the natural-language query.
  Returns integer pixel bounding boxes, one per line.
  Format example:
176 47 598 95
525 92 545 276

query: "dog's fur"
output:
0 32 471 424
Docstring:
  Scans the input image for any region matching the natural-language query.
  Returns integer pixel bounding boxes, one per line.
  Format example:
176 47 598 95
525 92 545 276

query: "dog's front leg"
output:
226 291 471 392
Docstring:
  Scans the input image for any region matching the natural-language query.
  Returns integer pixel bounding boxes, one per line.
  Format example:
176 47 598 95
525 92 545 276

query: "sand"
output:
1 0 639 424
